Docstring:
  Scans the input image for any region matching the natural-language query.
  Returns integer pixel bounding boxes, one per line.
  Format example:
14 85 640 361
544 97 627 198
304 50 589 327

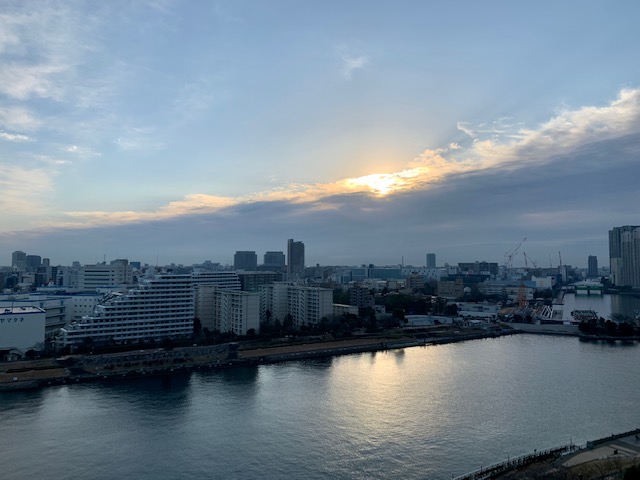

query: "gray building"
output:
609 225 640 287
426 253 436 268
234 251 258 271
11 251 27 271
587 255 598 278
287 239 305 277
263 251 285 271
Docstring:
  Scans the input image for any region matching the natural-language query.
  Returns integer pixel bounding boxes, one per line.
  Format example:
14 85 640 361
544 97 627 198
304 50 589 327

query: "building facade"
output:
286 239 305 277
426 253 436 268
609 225 640 288
234 251 258 271
58 274 195 347
261 283 333 329
78 259 134 290
587 255 598 278
11 251 27 271
0 306 46 351
263 251 286 271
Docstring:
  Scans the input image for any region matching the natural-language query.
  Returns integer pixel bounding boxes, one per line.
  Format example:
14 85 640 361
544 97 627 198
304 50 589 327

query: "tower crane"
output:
523 252 537 269
504 237 527 270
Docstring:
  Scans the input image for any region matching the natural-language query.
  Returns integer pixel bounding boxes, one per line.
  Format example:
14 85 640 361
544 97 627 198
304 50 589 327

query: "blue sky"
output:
1 0 639 268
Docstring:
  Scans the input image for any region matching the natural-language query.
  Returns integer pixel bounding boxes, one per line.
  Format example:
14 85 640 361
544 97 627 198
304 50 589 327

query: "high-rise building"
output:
234 251 258 271
287 239 305 277
587 255 598 278
609 225 640 287
263 251 286 271
11 251 27 270
426 253 436 268
25 255 42 272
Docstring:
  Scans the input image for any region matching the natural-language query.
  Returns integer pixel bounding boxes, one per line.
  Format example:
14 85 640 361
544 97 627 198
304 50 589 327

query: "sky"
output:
1 0 639 269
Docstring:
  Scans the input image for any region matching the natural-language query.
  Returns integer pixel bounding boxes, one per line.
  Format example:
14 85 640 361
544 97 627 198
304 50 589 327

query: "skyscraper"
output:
234 251 258 271
263 251 286 271
11 251 27 270
287 239 305 277
587 255 598 278
609 225 640 287
426 253 436 268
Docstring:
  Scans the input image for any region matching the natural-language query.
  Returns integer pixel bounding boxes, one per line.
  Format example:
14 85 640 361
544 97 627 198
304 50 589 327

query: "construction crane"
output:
504 237 527 270
523 252 537 269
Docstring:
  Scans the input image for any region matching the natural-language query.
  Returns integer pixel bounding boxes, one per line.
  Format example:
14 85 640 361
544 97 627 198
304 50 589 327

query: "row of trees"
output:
578 314 638 337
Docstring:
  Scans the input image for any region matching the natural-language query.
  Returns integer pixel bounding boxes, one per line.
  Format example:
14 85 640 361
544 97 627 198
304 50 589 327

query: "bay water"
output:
1 334 639 479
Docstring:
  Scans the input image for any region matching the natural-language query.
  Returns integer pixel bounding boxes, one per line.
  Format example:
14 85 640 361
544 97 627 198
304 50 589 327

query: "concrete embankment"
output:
509 322 579 336
454 428 640 480
0 330 520 392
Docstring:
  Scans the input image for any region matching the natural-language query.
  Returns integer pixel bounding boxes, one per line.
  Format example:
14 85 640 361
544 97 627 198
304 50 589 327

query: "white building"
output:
78 259 133 289
0 306 46 351
191 271 241 290
0 294 69 339
261 283 333 329
58 274 195 347
197 285 260 336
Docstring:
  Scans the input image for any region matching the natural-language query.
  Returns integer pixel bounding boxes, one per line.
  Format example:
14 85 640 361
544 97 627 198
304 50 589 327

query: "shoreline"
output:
454 428 640 479
1 329 520 392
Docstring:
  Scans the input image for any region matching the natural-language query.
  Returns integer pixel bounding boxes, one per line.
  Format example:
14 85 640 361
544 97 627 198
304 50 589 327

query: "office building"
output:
234 251 258 271
587 255 598 278
426 253 436 268
609 225 640 288
263 251 286 271
11 251 27 271
78 259 133 289
286 239 305 277
25 255 42 272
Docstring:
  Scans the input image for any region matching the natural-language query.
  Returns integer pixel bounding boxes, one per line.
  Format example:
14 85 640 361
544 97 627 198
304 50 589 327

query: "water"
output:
562 292 640 320
1 335 639 479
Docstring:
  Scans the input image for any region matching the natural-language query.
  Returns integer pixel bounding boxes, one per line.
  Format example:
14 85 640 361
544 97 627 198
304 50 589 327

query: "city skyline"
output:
1 1 639 267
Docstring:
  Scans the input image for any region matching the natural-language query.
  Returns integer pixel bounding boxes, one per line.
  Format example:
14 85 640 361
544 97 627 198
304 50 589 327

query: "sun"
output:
344 173 401 196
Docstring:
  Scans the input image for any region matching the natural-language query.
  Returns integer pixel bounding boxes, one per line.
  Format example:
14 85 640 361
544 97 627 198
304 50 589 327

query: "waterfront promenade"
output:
454 429 640 480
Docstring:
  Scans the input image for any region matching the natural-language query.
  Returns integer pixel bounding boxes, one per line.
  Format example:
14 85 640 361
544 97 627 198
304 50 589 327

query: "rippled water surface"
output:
2 335 639 479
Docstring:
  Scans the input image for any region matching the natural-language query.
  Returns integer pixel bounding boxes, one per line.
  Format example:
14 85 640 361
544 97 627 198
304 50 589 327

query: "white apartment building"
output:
58 274 195 347
215 289 260 335
261 283 333 329
196 285 260 335
191 271 241 290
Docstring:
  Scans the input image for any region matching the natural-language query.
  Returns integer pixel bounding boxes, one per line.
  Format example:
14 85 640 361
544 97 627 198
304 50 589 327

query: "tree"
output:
604 320 618 336
193 317 202 336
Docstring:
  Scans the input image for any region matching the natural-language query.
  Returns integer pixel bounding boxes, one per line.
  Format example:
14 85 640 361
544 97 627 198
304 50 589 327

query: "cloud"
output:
0 164 54 217
64 144 101 158
114 126 164 152
19 87 640 231
4 88 640 267
0 131 31 142
337 43 370 80
0 106 41 131
341 54 369 79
